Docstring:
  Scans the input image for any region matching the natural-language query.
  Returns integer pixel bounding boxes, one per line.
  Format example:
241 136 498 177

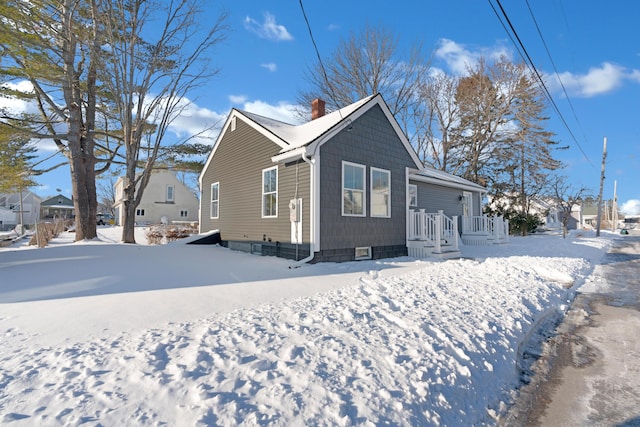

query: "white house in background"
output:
113 170 199 226
0 191 42 227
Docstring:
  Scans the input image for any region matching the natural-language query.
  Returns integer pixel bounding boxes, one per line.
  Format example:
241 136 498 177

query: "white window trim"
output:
166 185 175 202
262 166 278 218
342 161 366 217
408 184 417 207
370 167 391 218
210 182 219 219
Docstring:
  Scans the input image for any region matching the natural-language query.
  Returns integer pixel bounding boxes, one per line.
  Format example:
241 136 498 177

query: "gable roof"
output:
199 94 423 183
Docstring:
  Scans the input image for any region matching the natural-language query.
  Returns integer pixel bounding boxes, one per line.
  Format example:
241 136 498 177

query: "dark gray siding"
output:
410 181 465 217
200 118 310 244
318 105 416 253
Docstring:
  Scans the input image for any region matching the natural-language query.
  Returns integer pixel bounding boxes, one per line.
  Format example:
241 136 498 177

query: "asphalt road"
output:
501 234 640 427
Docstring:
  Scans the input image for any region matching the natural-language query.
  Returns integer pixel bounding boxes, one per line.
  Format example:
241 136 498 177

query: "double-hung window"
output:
166 185 174 202
210 182 219 219
342 161 366 216
262 167 278 218
371 167 391 217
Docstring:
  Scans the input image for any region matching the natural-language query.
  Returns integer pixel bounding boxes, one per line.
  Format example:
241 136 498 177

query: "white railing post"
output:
419 209 426 240
452 215 459 250
435 210 443 253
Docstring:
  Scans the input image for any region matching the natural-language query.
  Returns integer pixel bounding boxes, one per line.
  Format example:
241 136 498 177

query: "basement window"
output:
355 246 372 260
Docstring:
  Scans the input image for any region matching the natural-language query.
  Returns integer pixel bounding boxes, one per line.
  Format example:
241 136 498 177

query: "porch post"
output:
435 210 443 253
452 215 459 250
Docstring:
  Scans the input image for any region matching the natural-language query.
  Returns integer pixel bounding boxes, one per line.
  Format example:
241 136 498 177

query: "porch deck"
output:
408 210 509 259
408 210 461 259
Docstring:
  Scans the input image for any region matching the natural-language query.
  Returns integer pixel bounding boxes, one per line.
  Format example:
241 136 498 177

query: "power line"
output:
524 0 591 156
297 0 342 115
488 0 593 166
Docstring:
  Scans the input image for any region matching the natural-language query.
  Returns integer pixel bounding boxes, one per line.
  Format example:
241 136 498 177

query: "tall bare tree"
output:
298 23 430 151
452 57 523 186
418 72 461 172
93 0 228 243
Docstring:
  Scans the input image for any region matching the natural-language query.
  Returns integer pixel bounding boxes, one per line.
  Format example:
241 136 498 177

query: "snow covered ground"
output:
0 226 614 426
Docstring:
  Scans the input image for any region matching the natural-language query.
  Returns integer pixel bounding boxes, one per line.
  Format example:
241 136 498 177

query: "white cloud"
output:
621 199 640 215
229 95 247 104
164 97 227 145
260 63 277 72
547 62 640 98
434 39 511 76
243 12 293 41
241 99 302 124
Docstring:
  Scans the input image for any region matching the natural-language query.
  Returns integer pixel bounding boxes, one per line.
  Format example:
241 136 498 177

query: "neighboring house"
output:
545 203 581 231
0 191 42 226
113 170 199 226
199 94 506 263
0 206 17 228
40 194 75 220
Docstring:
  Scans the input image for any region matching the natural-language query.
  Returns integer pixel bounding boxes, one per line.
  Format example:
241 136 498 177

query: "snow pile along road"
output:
0 232 602 426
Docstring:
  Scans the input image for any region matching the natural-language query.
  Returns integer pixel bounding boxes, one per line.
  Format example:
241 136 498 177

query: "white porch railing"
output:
461 215 509 243
409 209 459 252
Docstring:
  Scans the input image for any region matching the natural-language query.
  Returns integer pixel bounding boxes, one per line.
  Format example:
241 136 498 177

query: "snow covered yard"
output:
0 227 613 426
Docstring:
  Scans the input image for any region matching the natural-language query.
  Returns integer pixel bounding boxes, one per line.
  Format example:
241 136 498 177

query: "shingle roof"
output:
239 95 376 152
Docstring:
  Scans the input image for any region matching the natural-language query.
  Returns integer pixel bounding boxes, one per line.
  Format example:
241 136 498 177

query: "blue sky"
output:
21 0 640 213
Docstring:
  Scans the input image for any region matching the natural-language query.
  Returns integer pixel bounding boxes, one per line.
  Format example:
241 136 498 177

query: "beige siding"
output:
200 118 310 244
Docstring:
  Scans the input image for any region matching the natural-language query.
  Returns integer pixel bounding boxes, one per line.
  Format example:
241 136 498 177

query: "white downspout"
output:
290 152 316 268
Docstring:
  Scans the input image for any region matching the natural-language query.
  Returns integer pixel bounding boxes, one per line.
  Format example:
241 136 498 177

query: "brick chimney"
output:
311 98 326 120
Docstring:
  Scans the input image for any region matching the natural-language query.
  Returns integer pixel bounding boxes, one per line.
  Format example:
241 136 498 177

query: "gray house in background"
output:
199 94 506 263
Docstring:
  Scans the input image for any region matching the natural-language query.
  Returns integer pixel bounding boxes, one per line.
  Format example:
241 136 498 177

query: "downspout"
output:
290 152 316 268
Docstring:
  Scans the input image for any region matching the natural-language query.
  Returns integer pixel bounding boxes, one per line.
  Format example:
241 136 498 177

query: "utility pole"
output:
596 137 607 237
612 180 618 231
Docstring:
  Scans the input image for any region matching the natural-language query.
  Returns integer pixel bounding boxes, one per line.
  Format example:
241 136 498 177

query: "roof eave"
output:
409 172 487 193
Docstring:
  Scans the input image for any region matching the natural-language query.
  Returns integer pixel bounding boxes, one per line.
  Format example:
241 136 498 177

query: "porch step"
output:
407 241 461 260
461 234 491 246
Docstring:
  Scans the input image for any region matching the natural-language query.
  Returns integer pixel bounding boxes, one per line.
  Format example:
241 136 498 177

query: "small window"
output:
371 167 390 218
231 116 237 132
136 208 145 216
355 247 372 260
180 210 188 218
166 185 174 202
409 184 417 207
262 167 278 218
210 182 219 219
342 161 366 216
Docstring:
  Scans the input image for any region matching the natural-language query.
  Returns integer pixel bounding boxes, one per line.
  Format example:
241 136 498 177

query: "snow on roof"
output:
410 167 486 192
239 95 376 152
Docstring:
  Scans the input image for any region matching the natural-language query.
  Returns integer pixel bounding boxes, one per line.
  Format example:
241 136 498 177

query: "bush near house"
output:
145 223 198 245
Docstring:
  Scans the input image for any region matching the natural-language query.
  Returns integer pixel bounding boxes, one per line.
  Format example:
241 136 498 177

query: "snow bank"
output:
0 228 614 425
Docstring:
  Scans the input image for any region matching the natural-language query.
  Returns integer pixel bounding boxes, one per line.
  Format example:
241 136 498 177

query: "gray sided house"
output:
199 94 505 263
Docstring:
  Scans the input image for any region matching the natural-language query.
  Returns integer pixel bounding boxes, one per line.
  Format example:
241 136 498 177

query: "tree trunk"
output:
69 150 97 241
121 173 138 244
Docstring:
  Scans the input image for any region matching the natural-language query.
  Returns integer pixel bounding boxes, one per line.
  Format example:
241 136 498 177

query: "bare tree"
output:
550 177 589 238
97 174 118 216
297 23 430 151
452 57 525 186
98 0 228 243
418 72 461 172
